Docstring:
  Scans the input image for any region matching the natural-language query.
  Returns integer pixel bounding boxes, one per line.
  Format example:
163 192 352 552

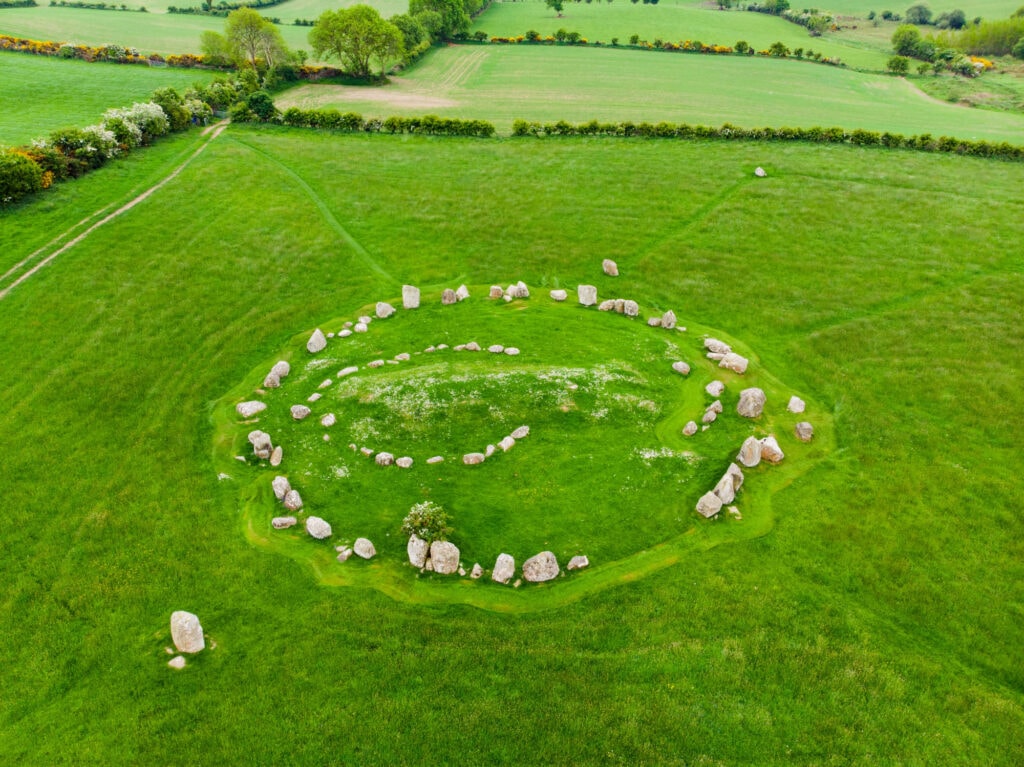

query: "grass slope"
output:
0 126 1022 763
279 44 1024 140
0 51 217 146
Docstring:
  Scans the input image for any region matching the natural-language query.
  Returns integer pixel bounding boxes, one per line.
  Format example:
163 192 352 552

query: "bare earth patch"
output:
278 82 459 112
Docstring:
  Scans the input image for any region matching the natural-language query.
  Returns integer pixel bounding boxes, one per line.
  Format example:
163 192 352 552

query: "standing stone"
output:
682 421 698 436
787 396 806 414
263 372 281 389
283 489 303 511
376 301 396 319
336 548 353 562
504 347 520 356
598 300 616 312
307 329 327 354
648 317 663 328
407 535 428 568
727 462 745 492
737 436 762 468
402 284 420 309
755 166 767 177
338 329 353 338
702 410 718 424
567 555 589 571
248 430 273 460
455 284 470 302
499 436 515 452
272 475 291 501
489 285 504 299
602 259 619 277
706 400 723 415
578 285 598 306
488 344 505 353
338 366 358 377
271 361 290 380
719 353 749 374
492 553 515 584
511 425 530 439
695 491 723 518
516 281 530 298
270 446 283 467
704 338 732 355
306 516 332 539
464 342 481 352
662 310 677 330
290 405 311 421
522 551 560 582
427 456 444 464
470 563 483 579
170 611 205 654
737 388 766 418
272 516 297 529
354 322 368 333
321 413 336 428
307 393 322 403
430 541 460 574
760 435 785 463
795 422 814 442
463 452 486 465
375 452 395 466
441 289 457 305
485 444 496 458
550 289 568 302
623 300 639 317
354 538 376 559
714 470 737 505
236 401 266 418
705 381 725 397
396 456 413 468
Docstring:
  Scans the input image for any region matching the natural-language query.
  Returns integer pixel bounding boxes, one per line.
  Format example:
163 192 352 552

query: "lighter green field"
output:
0 51 217 146
1 126 1023 763
278 43 1024 139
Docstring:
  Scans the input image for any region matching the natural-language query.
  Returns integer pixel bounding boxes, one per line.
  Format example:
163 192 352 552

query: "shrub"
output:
151 87 191 131
892 24 922 55
245 91 278 121
400 501 452 543
905 3 932 25
0 150 43 205
887 54 911 73
1014 36 1024 59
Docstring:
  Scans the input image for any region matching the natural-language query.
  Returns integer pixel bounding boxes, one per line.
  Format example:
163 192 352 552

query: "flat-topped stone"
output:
402 284 420 309
236 401 266 418
290 405 311 420
272 516 297 529
306 516 331 539
550 289 567 301
578 285 598 306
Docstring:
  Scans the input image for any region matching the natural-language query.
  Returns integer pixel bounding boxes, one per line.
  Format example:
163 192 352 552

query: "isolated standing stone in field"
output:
272 475 291 501
705 381 725 397
787 396 806 414
455 284 470 301
270 446 283 467
354 538 376 559
682 421 698 436
567 555 590 571
307 328 327 354
167 656 186 670
522 551 560 582
696 491 723 518
704 338 732 355
463 453 486 465
407 535 428 568
578 285 598 306
402 284 420 309
550 289 567 301
248 430 273 460
430 541 460 574
737 388 766 418
290 405 311 420
272 516 297 529
755 166 767 177
662 310 677 330
737 436 762 468
489 285 504 299
511 425 530 439
602 259 619 276
760 435 785 463
376 301 396 319
283 489 303 511
719 353 749 374
170 611 205 654
795 421 814 442
375 452 395 466
306 516 332 539
499 436 515 452
624 300 639 317
492 553 515 584
441 288 457 305
236 401 266 418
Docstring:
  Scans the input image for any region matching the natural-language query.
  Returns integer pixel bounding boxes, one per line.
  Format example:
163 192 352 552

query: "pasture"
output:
1 126 1022 762
278 43 1024 139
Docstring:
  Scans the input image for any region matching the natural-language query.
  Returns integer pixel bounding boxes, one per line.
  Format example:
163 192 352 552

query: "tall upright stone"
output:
578 285 598 306
170 611 205 654
402 285 420 309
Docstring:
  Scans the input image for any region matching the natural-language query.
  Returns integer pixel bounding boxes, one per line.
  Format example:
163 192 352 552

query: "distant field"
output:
804 0 1022 18
278 44 1024 140
474 0 890 69
117 0 407 19
0 51 217 146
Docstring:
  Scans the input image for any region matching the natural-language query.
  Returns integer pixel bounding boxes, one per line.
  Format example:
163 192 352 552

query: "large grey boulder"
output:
407 535 428 568
307 329 327 354
248 430 273 460
578 285 598 306
492 553 515 584
682 421 698 436
353 538 376 559
272 475 291 501
705 381 725 397
736 388 766 418
760 435 785 464
713 467 739 504
737 436 762 467
376 301 396 319
305 516 331 539
602 259 619 276
170 611 205 654
402 284 420 309
623 300 639 317
236 401 266 418
727 462 744 492
719 353 749 374
522 551 560 582
283 489 303 511
430 541 460 574
695 491 723 518
795 421 814 442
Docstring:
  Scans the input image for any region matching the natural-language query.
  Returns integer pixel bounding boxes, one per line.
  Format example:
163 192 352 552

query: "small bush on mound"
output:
401 502 452 543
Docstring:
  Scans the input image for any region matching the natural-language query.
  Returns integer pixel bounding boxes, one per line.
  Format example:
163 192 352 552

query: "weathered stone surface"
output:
499 436 515 452
719 353 749 374
696 491 723 518
263 372 281 389
430 541 460 574
706 400 723 415
705 381 725 397
578 285 598 306
367 359 384 369
522 551 560 582
426 456 444 464
455 284 470 302
727 462 745 492
737 436 762 468
714 470 737 505
598 299 616 312
336 548 352 562
270 446 283 467
402 284 420 309
360 447 373 456
306 516 331 539
376 301 396 319
567 555 589 571
488 344 505 353
760 435 785 463
248 430 273 460
795 421 814 442
787 396 806 414
470 563 483 579
407 535 428 568
647 317 663 327
318 379 333 390
283 489 303 511
706 352 726 361
485 444 496 458
321 413 336 428
602 259 619 276
168 655 186 670
682 420 698 436
396 456 413 468
272 475 291 501
516 280 530 298
441 288 457 305
464 342 481 352
354 322 368 333
170 611 205 654
291 405 311 421
704 338 732 355
307 329 327 354
463 452 486 465
358 315 372 325
375 452 395 466
702 410 718 424
338 329 353 338
737 388 766 418
489 285 504 299
272 516 297 529
550 289 567 301
492 553 515 584
354 537 376 559
394 353 411 362
338 366 358 377
271 361 290 379
236 401 266 418
623 300 639 317
511 425 530 439
755 166 767 178
307 393 322 403
505 347 520 356
662 310 677 329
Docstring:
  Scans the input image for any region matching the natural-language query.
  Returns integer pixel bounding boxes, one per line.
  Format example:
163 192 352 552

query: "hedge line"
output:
510 119 1024 160
278 108 496 137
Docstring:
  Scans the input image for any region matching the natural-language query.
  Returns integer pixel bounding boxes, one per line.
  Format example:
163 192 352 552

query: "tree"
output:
408 0 469 40
887 54 910 73
390 13 428 50
905 3 932 25
546 0 565 15
768 40 790 56
226 8 288 68
892 23 922 55
310 5 404 78
199 30 234 67
1013 35 1024 58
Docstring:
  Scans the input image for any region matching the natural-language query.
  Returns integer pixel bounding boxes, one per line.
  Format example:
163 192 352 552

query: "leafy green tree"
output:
409 0 469 40
546 0 565 15
200 30 235 67
310 5 404 77
768 40 790 56
887 54 910 73
905 3 932 25
892 23 922 55
390 13 428 49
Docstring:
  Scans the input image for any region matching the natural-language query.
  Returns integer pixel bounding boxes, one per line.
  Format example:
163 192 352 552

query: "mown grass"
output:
1 126 1022 763
0 51 217 146
279 43 1024 139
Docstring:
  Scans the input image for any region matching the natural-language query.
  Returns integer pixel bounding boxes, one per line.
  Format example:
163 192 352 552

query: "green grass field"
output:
0 51 217 146
805 0 1022 18
1 125 1022 762
278 44 1024 139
